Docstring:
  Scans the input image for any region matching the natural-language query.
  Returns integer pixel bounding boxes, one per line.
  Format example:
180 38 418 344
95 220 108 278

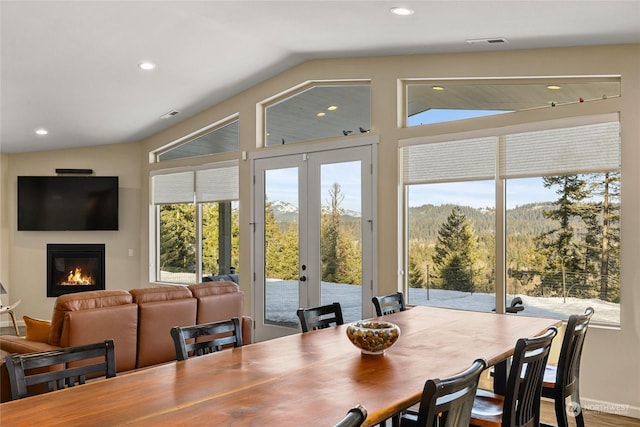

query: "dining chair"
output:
541 307 594 427
400 358 487 427
296 302 344 332
470 326 558 427
170 317 243 361
334 404 368 427
5 339 116 400
372 292 406 316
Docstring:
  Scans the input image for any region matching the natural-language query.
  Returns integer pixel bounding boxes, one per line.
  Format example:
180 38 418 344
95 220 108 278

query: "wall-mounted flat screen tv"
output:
18 176 119 231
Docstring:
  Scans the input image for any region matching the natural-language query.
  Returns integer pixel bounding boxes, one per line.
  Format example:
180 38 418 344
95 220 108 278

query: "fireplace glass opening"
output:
47 244 106 297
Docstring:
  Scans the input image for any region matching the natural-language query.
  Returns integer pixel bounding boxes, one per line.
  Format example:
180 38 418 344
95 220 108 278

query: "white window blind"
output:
195 165 239 203
402 118 620 185
152 162 239 205
500 122 620 178
402 137 496 184
152 171 194 204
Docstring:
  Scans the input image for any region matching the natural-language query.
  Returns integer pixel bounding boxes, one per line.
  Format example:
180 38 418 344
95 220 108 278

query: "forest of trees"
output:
409 172 620 303
159 172 620 304
159 203 240 277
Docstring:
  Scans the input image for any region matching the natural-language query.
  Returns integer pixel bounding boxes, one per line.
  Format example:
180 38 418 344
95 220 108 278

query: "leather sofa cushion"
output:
131 287 197 368
189 281 239 297
60 304 138 372
189 282 252 344
49 290 133 346
130 286 192 303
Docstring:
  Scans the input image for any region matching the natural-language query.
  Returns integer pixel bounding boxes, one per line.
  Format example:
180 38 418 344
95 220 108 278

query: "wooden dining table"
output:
0 306 559 426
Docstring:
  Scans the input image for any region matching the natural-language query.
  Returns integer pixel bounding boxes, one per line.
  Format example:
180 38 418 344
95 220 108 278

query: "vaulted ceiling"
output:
1 1 639 154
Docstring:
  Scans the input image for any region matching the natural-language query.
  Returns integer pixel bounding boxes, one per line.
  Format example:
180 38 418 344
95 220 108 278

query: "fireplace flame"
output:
63 267 94 285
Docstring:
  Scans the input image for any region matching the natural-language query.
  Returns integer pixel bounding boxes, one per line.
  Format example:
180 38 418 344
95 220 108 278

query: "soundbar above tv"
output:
17 176 119 231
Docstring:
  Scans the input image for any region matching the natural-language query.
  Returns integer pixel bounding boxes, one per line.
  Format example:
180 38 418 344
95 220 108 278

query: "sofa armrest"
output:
0 336 62 403
0 335 62 354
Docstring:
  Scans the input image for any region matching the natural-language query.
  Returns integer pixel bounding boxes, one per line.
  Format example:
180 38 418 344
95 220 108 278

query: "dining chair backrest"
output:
542 307 594 427
333 404 368 427
5 339 116 400
296 302 344 332
403 359 486 427
554 306 594 397
503 327 557 427
372 292 406 316
171 317 243 361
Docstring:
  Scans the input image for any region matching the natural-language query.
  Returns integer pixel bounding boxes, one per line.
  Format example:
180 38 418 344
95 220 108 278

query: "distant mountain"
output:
408 202 558 240
270 200 361 223
270 200 564 240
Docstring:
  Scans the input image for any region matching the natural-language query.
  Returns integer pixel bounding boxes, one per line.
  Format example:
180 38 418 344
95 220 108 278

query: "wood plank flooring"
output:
540 398 639 427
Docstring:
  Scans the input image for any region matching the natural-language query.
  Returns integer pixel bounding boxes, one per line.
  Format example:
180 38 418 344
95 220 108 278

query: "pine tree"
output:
432 207 478 292
536 175 589 298
159 204 196 273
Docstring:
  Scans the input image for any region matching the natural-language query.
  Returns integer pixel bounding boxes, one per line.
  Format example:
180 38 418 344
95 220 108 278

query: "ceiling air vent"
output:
160 110 180 119
466 37 508 46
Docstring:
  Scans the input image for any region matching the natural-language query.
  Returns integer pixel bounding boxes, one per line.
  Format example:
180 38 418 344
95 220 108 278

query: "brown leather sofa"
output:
0 282 252 402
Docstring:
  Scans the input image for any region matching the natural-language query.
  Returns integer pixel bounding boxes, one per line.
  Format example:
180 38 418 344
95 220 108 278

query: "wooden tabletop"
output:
0 306 559 426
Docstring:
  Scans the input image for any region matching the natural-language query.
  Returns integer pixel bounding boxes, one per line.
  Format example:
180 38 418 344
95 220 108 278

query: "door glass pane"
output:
407 181 495 312
264 168 300 328
320 161 362 322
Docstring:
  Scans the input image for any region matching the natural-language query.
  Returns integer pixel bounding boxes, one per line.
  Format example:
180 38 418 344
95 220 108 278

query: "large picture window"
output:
402 114 621 324
151 162 239 284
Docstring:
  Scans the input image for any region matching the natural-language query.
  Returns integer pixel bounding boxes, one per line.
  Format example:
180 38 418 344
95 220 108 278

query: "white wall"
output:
2 44 638 417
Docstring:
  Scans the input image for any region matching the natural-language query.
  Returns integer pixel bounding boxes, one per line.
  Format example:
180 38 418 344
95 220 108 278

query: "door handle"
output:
299 276 307 282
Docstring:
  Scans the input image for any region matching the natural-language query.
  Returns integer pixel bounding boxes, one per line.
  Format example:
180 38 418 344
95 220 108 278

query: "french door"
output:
253 145 375 341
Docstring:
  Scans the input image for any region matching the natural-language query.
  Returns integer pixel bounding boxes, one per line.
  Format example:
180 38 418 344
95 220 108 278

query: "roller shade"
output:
152 171 194 204
500 121 620 178
152 162 239 205
402 117 620 185
195 165 239 203
402 136 496 185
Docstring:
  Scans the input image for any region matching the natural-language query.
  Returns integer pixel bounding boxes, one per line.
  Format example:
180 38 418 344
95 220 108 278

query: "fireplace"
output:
47 244 106 297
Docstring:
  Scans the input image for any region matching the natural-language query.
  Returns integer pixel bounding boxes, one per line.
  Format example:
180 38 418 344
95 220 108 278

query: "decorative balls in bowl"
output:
346 321 401 355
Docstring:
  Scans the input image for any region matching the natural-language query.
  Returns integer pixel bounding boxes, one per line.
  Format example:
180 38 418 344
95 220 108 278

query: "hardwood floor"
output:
540 398 639 427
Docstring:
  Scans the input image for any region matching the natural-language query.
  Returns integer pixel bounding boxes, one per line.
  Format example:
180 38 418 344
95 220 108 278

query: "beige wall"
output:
2 44 639 416
4 142 143 320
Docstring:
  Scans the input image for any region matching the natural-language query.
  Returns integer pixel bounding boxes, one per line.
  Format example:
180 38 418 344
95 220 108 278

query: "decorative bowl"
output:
346 321 401 355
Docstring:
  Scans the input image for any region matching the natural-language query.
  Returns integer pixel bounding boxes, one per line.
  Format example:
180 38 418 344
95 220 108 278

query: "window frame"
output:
400 112 621 324
149 160 239 284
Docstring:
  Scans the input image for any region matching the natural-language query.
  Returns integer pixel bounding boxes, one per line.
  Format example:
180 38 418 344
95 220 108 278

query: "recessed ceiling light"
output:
317 112 326 117
390 7 414 16
547 85 562 90
35 128 48 135
432 86 444 91
139 61 156 71
327 105 338 111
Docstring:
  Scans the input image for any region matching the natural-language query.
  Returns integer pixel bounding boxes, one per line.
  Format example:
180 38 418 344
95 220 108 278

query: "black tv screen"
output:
18 176 119 231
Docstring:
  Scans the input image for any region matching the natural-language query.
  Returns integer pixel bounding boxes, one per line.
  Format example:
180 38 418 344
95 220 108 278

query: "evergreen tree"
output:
432 207 478 292
321 183 362 285
264 200 298 280
536 175 589 298
159 204 196 272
